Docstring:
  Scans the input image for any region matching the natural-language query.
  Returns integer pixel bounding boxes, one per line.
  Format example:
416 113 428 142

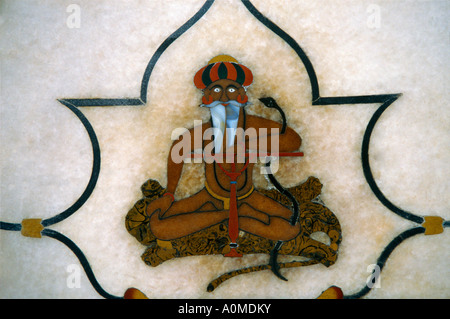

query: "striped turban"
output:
194 55 253 90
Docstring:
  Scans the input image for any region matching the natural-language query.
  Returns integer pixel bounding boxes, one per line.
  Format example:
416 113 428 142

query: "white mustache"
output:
200 99 248 109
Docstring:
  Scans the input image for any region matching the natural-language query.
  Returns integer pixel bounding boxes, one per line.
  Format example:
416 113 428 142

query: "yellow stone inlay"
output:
317 286 343 299
205 180 254 210
21 218 44 238
123 288 148 299
422 216 444 235
208 54 239 64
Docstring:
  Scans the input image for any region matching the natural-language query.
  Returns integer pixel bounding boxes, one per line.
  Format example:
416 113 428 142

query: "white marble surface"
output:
1 0 449 298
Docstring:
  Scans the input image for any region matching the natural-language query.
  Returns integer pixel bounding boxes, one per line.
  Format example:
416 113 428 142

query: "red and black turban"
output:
194 57 253 90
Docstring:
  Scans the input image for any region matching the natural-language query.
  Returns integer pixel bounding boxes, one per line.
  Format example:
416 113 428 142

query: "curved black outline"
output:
240 0 319 101
59 0 215 108
269 241 288 281
344 226 426 299
0 100 100 230
41 228 122 299
241 0 401 106
361 95 424 224
0 0 217 299
241 0 449 298
139 0 215 103
1 0 448 299
40 100 101 227
242 0 428 224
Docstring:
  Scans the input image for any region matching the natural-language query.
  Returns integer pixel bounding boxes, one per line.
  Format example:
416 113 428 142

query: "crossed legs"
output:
147 189 300 242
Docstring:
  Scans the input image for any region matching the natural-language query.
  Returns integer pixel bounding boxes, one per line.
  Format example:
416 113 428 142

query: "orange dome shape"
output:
194 55 253 89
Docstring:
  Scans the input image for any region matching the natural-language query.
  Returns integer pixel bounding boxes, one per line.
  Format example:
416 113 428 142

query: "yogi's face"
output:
201 79 249 153
202 79 249 119
203 79 247 104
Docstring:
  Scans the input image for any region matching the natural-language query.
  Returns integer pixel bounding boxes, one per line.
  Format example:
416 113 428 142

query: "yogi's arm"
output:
166 134 188 194
166 123 211 194
245 115 301 152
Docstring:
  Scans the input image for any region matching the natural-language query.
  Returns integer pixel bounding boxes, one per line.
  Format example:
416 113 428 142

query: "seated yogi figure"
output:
146 55 302 244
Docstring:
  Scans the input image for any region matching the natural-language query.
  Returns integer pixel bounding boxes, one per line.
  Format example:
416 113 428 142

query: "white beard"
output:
202 100 246 153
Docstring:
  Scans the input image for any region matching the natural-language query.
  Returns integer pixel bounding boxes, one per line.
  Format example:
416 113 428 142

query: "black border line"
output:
1 0 447 299
0 221 21 231
41 228 122 299
344 226 426 299
241 0 425 224
57 0 215 108
0 100 101 230
0 0 217 300
241 0 447 299
59 98 144 107
40 100 101 227
361 95 424 224
139 0 215 103
240 0 320 102
314 94 401 105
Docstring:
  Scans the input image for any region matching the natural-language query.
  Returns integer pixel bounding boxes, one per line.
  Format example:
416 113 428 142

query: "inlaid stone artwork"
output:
1 0 448 300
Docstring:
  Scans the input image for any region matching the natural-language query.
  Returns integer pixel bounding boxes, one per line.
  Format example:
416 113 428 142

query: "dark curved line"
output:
241 0 320 102
269 240 288 281
140 0 215 102
259 97 287 134
272 103 286 134
41 228 122 299
213 163 229 192
344 226 425 299
244 0 422 224
361 95 424 224
265 162 299 225
243 1 421 224
212 162 249 192
264 158 299 281
41 100 101 227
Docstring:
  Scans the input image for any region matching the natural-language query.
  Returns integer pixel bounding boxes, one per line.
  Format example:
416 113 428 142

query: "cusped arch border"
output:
1 0 448 299
0 101 100 229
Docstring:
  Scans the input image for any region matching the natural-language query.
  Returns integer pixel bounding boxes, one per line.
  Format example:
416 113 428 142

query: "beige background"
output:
1 0 448 298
